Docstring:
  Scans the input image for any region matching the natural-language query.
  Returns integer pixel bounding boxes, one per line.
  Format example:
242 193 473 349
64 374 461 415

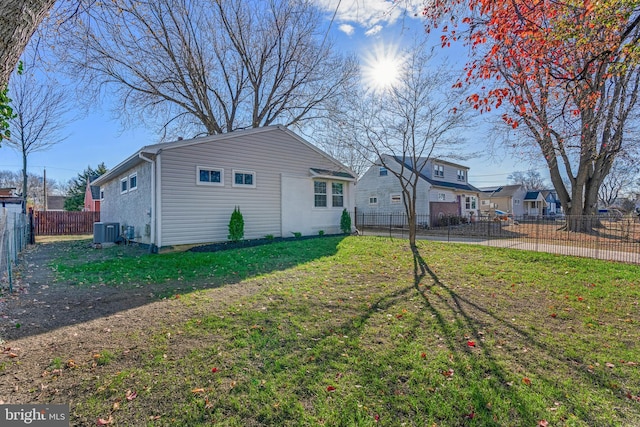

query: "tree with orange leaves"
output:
425 0 640 231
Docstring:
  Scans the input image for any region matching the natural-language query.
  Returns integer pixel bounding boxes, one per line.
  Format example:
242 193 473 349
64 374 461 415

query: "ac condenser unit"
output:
93 222 120 244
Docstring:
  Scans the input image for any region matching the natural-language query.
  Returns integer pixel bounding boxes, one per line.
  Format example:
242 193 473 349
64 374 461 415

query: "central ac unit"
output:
93 222 120 244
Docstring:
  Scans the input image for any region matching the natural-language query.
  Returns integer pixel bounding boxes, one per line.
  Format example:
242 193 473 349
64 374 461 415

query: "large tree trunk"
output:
0 0 56 88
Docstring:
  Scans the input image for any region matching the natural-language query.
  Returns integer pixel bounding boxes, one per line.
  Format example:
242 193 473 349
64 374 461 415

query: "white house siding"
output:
100 162 153 244
158 130 352 246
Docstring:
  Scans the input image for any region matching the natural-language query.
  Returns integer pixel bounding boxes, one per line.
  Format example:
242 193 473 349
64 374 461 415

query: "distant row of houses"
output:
0 188 67 215
85 126 567 250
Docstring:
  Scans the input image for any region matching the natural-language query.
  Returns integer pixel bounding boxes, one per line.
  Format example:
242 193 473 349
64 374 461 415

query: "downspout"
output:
139 151 158 252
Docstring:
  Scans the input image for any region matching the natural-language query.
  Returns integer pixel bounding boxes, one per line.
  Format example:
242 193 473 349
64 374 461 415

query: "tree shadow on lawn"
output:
410 248 636 426
0 236 346 341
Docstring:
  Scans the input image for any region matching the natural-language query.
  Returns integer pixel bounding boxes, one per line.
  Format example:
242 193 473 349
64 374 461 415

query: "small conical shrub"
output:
228 206 244 242
340 208 351 234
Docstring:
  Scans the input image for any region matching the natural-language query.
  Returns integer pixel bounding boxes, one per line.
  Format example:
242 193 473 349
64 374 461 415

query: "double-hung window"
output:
465 196 477 209
332 183 344 207
434 164 444 178
457 169 465 182
314 181 327 207
379 167 388 177
120 178 128 194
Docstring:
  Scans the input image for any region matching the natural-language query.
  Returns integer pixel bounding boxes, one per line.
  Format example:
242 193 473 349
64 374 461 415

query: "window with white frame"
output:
120 178 128 194
457 169 465 182
100 190 104 200
390 193 402 204
514 199 520 205
197 166 223 186
369 196 378 205
332 182 344 207
434 164 444 177
438 193 446 201
232 170 256 188
314 181 327 207
465 196 477 209
129 173 138 191
379 167 388 177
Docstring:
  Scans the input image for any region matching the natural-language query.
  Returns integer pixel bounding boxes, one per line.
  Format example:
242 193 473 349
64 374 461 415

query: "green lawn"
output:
53 236 640 426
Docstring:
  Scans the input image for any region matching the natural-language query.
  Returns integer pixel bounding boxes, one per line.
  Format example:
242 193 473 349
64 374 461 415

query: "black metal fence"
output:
354 212 640 264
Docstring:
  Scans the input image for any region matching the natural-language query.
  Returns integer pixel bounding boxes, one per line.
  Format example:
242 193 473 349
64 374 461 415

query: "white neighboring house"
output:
355 155 481 226
92 125 356 249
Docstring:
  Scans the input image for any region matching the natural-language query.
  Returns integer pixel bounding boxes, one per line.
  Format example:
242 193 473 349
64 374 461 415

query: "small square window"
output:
369 196 378 205
120 178 128 194
379 167 388 177
232 170 256 188
438 193 446 201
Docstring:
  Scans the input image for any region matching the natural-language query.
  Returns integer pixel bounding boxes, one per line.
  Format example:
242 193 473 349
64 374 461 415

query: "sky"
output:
0 0 536 189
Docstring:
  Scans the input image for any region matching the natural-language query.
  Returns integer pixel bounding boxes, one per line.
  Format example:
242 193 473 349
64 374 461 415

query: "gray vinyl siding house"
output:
92 126 356 248
355 155 481 225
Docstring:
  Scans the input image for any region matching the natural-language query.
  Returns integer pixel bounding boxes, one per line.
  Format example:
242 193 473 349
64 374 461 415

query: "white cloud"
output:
339 24 355 36
364 25 383 36
314 0 423 29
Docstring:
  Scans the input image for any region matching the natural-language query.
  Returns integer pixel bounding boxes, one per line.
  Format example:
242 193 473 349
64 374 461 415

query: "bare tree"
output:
344 43 471 249
507 170 547 192
57 0 356 138
598 156 640 207
7 69 71 211
0 169 59 208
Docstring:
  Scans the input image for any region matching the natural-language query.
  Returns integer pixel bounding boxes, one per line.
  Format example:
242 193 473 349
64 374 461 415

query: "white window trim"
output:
196 166 224 186
232 169 256 188
314 180 328 208
457 169 466 182
369 196 378 206
120 177 128 194
331 182 344 208
438 193 446 201
129 172 138 192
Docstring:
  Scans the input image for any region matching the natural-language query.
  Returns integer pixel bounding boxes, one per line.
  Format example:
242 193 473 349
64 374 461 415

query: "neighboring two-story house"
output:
355 155 481 227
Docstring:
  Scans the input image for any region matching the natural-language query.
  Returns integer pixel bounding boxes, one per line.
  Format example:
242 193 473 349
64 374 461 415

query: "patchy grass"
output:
46 237 640 425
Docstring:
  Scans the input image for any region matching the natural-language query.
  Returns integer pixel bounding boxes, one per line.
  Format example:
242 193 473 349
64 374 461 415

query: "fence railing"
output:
0 210 30 291
33 211 100 235
354 212 640 264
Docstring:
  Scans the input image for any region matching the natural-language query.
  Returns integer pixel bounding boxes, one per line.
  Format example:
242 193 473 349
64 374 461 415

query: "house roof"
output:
392 156 481 193
479 184 523 197
524 191 547 202
90 185 101 200
92 125 355 187
46 196 67 210
309 168 356 181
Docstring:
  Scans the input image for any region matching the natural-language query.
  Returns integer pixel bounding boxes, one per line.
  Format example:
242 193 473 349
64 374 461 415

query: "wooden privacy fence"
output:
33 211 100 235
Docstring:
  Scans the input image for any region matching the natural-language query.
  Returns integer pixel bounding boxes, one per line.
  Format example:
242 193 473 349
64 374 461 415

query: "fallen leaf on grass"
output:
211 367 218 373
442 369 454 378
522 377 532 386
326 386 336 392
97 416 113 425
606 362 615 369
538 421 549 427
125 390 137 401
467 340 476 347
8 352 18 358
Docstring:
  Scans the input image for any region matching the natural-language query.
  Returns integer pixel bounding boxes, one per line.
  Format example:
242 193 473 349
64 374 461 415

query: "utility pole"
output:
43 167 47 211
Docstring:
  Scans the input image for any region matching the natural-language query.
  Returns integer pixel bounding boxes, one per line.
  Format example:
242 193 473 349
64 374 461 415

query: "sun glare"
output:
361 43 405 93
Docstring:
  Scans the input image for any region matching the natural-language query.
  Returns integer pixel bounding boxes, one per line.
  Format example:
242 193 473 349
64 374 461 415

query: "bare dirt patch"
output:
0 241 261 409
